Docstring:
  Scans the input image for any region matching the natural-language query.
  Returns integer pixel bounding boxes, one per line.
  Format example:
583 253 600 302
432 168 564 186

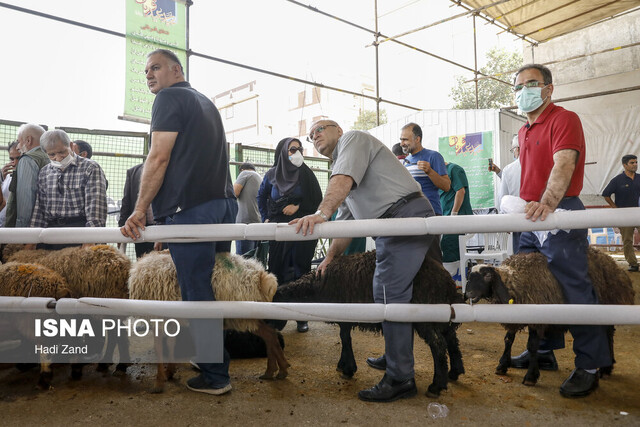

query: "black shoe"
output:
560 368 598 398
358 374 417 402
296 321 309 333
628 265 638 272
366 355 387 371
511 350 558 371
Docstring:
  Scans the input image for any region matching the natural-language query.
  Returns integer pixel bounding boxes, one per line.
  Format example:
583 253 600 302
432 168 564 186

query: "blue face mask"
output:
515 86 547 113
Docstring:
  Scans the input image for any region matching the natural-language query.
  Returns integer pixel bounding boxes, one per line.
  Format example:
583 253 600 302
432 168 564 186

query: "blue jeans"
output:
166 198 238 387
519 197 611 369
236 239 258 256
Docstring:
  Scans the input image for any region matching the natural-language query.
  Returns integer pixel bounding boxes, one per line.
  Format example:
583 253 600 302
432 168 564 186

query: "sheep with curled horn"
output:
465 248 635 387
274 250 465 398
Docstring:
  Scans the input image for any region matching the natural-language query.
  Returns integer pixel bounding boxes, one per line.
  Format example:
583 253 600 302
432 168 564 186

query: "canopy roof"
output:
459 0 640 43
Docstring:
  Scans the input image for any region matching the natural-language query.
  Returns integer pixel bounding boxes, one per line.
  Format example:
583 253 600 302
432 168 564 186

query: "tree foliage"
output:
450 47 523 109
352 109 388 130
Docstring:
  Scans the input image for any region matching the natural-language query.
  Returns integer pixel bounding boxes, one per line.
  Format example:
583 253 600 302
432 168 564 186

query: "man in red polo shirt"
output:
513 64 611 398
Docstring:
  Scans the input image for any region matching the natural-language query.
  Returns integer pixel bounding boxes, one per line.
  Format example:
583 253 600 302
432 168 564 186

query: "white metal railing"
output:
1 208 639 325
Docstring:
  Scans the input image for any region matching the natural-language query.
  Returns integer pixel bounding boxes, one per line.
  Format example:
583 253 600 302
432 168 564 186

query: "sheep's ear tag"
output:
508 298 514 304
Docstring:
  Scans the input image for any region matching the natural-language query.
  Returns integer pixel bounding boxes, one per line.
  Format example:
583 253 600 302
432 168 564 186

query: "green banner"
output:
124 0 187 121
438 131 494 209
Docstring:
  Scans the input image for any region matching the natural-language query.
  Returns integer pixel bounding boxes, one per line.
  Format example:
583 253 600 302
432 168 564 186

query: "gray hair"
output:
40 130 71 151
147 48 184 75
17 123 45 140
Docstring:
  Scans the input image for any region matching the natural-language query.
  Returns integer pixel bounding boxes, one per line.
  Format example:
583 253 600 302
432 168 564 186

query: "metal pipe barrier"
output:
1 208 639 325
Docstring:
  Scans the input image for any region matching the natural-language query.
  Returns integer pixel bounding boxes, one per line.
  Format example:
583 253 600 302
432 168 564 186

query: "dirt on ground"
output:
1 256 640 426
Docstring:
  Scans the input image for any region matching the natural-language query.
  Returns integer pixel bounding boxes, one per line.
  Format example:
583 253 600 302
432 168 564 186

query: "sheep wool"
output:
128 251 278 332
0 262 71 299
8 245 131 299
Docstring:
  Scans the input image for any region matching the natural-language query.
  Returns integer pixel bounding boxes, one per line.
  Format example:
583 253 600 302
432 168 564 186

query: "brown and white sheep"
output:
0 261 73 389
7 245 132 380
465 247 636 386
128 250 288 393
274 250 465 398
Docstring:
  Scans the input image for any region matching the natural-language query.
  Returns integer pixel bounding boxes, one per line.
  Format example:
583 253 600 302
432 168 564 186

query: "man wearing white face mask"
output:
30 129 107 250
514 64 611 398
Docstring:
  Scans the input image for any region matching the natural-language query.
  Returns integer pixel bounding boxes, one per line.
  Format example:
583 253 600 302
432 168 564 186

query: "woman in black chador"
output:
257 137 322 332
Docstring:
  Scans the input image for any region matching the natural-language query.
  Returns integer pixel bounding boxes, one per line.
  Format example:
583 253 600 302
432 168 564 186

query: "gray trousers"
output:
373 196 437 380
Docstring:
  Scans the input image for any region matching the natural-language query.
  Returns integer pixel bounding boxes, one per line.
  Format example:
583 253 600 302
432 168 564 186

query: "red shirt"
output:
519 103 586 202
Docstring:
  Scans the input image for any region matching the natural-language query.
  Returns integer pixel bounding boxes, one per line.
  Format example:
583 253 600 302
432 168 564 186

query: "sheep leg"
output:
424 327 449 398
496 330 516 375
114 331 131 376
522 329 541 386
37 356 54 391
443 324 465 381
151 335 167 393
336 322 357 379
600 325 615 378
255 320 289 379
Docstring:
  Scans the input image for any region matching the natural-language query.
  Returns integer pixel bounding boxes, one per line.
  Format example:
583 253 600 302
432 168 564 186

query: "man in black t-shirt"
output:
121 49 237 396
603 154 640 271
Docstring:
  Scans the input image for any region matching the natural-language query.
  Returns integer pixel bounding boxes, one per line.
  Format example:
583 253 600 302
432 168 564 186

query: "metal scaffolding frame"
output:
1 0 638 125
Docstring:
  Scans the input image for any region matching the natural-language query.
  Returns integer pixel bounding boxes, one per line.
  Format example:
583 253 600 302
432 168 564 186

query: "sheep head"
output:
465 264 511 304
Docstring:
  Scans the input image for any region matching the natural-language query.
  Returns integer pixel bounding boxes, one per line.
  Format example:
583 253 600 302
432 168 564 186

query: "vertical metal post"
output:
473 13 479 109
374 0 380 126
185 0 192 81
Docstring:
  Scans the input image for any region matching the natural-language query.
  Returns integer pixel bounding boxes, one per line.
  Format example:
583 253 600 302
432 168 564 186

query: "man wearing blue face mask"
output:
514 64 611 398
30 129 107 250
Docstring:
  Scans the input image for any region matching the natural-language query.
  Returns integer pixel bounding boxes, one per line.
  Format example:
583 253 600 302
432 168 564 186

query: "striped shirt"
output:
30 154 108 228
403 148 447 215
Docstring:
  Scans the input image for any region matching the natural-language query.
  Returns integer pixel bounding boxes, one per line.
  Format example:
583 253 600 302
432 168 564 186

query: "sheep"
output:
128 250 288 393
7 245 132 380
274 250 465 398
8 245 130 299
465 247 636 386
0 262 73 389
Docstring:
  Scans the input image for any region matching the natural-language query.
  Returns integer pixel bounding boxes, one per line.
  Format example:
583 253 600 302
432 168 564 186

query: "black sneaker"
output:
296 321 309 333
511 350 558 371
186 375 232 395
358 374 417 402
560 368 598 398
628 265 638 272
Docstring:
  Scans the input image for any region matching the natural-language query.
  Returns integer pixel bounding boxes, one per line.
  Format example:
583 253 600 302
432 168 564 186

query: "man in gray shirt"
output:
234 162 262 255
293 119 438 403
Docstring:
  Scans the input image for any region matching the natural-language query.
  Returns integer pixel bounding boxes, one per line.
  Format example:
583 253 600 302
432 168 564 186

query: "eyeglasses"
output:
307 124 337 142
512 81 546 92
288 146 302 154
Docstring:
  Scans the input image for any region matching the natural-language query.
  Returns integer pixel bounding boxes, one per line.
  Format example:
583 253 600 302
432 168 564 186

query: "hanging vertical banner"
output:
438 132 494 209
124 0 187 121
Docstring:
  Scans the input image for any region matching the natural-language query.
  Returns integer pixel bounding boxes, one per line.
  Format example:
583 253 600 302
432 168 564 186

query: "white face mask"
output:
289 151 304 167
51 153 74 170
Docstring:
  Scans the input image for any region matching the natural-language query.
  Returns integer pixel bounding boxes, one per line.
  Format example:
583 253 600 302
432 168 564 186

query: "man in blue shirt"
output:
603 154 640 271
400 123 450 215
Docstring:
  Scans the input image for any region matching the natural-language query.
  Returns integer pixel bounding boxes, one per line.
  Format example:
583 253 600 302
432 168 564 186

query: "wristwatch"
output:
314 209 329 221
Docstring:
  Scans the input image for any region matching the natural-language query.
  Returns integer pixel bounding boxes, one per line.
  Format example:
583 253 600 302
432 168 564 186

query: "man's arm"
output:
451 187 465 215
316 237 352 277
120 131 177 239
429 170 451 192
290 174 353 236
85 164 108 227
525 149 578 221
233 183 244 198
15 157 39 227
603 196 617 209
